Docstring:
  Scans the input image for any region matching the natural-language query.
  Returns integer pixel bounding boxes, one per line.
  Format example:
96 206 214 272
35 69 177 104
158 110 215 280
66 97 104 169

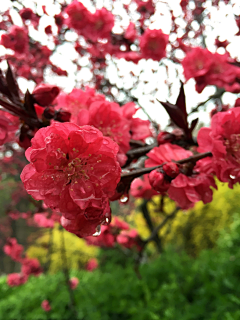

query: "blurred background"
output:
1 0 240 319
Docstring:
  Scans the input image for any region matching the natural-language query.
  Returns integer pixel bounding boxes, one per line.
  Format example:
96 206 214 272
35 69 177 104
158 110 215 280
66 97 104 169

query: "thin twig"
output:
189 88 225 115
60 226 78 319
140 200 162 252
120 151 212 180
144 207 180 245
44 227 54 273
126 142 158 158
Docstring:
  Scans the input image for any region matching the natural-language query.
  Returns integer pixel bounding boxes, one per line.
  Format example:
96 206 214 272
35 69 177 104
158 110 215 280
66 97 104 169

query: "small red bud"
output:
157 131 173 145
43 107 55 119
32 84 60 107
45 25 52 35
54 111 71 122
19 8 33 20
148 170 170 193
163 162 179 178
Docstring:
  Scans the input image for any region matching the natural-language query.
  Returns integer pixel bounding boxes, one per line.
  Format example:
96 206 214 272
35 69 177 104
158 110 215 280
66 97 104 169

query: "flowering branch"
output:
117 151 212 195
121 151 212 179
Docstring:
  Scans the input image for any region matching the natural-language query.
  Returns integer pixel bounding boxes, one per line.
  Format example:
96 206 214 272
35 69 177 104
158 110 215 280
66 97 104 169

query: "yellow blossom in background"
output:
27 224 98 273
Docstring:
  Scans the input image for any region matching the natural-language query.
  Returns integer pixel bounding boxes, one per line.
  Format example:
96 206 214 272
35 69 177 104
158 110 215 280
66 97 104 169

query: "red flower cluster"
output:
3 238 23 261
41 300 51 312
65 1 114 41
140 29 169 61
1 26 28 54
130 175 158 199
145 143 216 209
86 258 98 271
86 216 129 248
55 90 151 166
21 258 42 276
198 107 240 188
7 273 28 287
0 110 19 146
116 229 141 250
33 213 55 228
4 238 42 287
182 47 240 93
77 100 131 166
69 277 79 290
21 122 121 237
55 88 105 123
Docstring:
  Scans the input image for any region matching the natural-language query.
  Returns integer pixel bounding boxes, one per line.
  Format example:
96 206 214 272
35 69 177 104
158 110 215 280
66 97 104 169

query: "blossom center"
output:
195 60 204 70
63 157 91 182
95 20 104 30
148 40 159 51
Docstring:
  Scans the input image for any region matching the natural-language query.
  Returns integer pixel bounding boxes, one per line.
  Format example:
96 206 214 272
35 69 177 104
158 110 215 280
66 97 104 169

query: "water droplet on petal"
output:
230 175 236 179
92 225 101 236
106 218 109 223
120 194 129 203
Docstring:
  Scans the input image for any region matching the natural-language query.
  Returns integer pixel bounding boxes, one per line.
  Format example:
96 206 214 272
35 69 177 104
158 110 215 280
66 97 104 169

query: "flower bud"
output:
45 25 52 35
41 300 51 312
54 110 71 122
19 8 33 20
43 107 55 119
69 277 79 290
157 131 173 145
32 84 60 107
163 162 179 178
148 170 170 193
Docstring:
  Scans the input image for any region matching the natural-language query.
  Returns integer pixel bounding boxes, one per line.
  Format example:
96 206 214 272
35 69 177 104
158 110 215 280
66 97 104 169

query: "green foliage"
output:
2 216 240 320
139 181 240 256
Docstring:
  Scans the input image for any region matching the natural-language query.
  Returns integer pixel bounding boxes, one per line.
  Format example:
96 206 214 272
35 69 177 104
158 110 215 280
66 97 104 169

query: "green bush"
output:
1 215 240 320
143 181 240 256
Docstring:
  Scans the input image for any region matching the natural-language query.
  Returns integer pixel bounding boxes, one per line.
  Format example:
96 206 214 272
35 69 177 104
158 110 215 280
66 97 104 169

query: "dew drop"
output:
106 218 109 223
120 194 129 203
230 175 236 179
92 225 101 237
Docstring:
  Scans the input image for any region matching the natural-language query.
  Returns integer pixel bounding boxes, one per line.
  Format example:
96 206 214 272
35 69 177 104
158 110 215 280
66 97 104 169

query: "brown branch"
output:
60 226 78 319
143 206 180 246
189 88 225 115
120 151 212 180
126 142 158 158
140 200 162 252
